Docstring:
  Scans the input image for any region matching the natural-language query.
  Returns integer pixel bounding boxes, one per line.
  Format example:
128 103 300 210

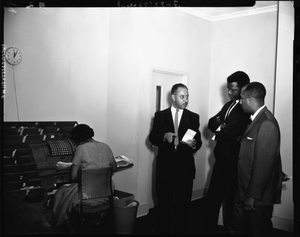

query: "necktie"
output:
174 109 179 147
224 101 236 120
248 118 252 127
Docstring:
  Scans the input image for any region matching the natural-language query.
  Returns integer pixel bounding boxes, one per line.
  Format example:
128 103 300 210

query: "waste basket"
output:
113 190 139 234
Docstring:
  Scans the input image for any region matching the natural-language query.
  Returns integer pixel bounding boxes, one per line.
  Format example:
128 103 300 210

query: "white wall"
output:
207 2 294 231
272 1 294 231
207 8 278 195
3 5 294 231
207 10 278 191
3 8 110 142
3 7 212 216
106 8 212 213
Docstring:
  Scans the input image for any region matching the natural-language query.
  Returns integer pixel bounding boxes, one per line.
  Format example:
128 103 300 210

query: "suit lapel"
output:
178 109 188 139
167 107 175 132
223 101 233 121
224 101 239 123
243 107 268 137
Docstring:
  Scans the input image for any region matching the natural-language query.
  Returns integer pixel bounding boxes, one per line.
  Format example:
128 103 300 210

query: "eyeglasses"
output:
177 95 189 100
228 89 240 94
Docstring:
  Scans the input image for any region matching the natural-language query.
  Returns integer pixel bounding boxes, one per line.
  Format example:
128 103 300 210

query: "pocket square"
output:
247 137 253 140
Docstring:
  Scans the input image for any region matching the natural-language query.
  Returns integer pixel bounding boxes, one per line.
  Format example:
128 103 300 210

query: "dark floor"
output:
3 197 298 236
134 198 298 236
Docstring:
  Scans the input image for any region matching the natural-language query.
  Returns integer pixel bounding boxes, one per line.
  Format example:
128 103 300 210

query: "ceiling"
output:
180 1 279 21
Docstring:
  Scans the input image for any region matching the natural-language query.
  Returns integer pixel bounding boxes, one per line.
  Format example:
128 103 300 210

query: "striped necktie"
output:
174 109 179 147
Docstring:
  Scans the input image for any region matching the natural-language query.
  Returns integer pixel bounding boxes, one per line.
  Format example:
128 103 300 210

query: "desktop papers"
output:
56 161 72 169
115 155 134 167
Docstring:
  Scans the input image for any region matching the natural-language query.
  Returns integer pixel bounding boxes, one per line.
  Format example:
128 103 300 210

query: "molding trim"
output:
137 202 149 218
191 188 207 201
138 190 294 233
272 215 294 232
152 67 189 78
177 5 278 22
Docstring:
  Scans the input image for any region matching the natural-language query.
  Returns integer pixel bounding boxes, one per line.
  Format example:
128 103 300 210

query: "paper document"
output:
181 129 196 143
115 155 134 167
56 161 72 169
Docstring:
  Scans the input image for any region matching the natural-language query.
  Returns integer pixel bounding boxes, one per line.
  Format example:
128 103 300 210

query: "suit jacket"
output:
208 100 250 163
238 106 282 205
149 107 202 180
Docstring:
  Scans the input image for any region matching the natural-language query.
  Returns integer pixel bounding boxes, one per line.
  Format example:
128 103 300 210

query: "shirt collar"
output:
171 105 183 113
233 99 239 105
250 105 266 121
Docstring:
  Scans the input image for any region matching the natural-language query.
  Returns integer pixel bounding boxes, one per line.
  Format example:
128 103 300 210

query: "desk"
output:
55 161 133 172
47 162 133 193
116 162 134 171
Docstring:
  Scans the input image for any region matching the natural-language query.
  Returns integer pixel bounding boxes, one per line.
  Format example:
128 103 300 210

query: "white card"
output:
181 129 196 143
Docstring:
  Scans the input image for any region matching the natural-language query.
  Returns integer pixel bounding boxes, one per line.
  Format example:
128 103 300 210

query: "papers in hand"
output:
56 161 72 169
181 129 196 143
115 155 133 167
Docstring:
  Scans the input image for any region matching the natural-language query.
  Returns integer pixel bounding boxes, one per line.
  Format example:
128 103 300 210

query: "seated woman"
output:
51 124 117 230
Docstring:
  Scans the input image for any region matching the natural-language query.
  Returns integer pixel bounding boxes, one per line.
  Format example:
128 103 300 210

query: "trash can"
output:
113 190 139 234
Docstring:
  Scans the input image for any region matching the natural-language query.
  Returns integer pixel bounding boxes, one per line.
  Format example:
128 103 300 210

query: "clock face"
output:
5 47 22 65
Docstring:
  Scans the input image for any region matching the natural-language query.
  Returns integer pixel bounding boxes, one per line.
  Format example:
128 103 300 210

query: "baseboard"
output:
272 215 294 232
136 202 148 218
190 188 294 233
191 188 207 201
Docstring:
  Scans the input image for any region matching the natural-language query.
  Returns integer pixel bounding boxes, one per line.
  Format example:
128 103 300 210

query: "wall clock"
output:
5 47 22 65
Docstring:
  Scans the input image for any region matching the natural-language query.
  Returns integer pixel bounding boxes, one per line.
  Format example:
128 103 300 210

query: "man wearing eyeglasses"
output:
149 83 202 234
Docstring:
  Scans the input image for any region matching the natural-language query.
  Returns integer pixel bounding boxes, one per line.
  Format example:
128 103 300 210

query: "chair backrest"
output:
78 166 113 201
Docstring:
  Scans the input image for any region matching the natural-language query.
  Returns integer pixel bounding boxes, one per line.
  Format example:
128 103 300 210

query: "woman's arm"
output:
110 158 117 172
70 145 82 182
70 163 80 182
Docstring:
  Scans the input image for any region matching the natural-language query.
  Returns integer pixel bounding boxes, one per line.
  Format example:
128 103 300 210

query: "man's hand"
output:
243 197 256 211
185 139 196 149
164 132 177 143
282 171 290 182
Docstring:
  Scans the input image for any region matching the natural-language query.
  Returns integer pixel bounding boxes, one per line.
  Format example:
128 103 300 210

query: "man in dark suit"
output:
149 83 202 234
229 82 282 237
204 71 250 232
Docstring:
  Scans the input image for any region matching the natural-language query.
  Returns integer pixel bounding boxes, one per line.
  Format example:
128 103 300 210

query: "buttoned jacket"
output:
149 107 202 180
238 106 282 205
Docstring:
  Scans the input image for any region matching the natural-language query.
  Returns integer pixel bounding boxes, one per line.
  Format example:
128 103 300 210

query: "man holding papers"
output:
149 83 202 234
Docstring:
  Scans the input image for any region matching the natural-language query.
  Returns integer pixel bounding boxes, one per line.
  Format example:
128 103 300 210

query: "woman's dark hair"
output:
70 124 94 143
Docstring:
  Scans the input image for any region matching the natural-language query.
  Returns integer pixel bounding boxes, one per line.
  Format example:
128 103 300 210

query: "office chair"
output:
71 166 114 233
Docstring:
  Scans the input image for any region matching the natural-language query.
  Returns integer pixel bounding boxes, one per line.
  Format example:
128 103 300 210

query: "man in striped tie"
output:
149 83 202 234
204 71 250 233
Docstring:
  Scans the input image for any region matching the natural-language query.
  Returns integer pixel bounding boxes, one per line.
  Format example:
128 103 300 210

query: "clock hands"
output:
13 49 17 58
